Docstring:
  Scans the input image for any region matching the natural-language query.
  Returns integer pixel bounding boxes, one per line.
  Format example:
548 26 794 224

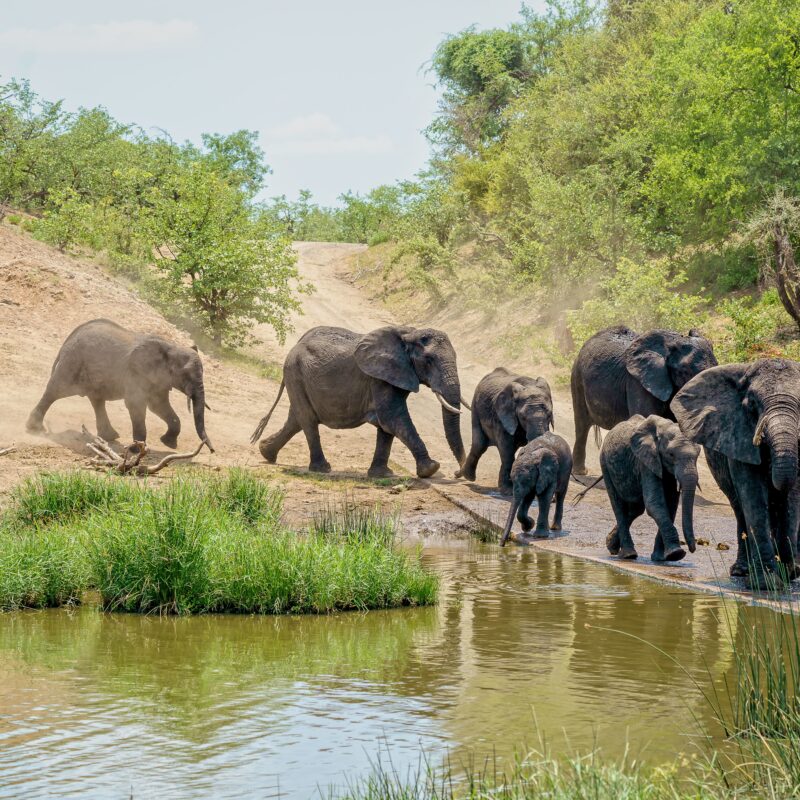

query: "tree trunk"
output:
772 225 800 330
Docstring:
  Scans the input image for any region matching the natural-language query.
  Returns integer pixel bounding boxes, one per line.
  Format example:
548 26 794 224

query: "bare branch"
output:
0 445 16 457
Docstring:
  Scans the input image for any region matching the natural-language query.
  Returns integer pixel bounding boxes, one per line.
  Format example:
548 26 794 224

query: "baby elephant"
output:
459 367 554 493
601 414 699 562
500 432 572 546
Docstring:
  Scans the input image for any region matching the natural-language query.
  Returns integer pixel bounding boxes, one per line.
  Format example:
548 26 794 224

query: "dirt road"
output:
0 228 794 602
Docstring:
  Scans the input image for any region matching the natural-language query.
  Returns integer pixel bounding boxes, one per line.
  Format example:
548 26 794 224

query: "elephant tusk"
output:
435 392 461 414
753 414 768 446
460 394 472 411
205 401 212 411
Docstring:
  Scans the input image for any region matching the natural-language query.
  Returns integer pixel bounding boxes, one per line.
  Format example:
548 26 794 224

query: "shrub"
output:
715 290 793 362
567 258 707 350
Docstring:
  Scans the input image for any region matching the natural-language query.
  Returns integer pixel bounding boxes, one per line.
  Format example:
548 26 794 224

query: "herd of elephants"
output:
23 318 800 590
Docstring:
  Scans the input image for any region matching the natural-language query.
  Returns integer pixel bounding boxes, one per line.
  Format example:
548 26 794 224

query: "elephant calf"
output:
500 432 572 546
458 367 554 493
27 318 213 451
600 415 698 562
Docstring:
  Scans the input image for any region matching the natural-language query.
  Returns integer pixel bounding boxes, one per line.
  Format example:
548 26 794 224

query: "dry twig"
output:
82 426 207 475
0 444 16 457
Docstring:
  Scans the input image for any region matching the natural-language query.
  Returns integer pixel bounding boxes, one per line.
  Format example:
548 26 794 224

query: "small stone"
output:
716 542 730 551
696 538 710 546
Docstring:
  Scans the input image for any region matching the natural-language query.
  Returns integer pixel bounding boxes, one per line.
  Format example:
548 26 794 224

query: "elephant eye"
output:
419 335 431 347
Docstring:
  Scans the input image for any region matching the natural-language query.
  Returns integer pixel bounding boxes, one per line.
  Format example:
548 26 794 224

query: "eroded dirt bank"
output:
0 229 795 602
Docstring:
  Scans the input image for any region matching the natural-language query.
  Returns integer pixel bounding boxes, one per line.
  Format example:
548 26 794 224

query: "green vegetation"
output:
0 470 437 614
279 1 800 360
0 79 305 346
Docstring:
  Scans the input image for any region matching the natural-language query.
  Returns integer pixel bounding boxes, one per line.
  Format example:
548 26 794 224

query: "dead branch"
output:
82 426 208 475
0 444 16 457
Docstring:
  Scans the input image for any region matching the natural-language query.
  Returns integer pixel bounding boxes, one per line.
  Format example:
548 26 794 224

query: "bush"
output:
567 258 707 350
715 290 793 362
0 472 438 615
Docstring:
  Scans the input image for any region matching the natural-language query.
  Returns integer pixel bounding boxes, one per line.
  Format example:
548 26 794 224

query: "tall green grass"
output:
0 470 437 614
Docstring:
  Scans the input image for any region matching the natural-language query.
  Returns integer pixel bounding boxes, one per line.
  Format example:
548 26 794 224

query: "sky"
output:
0 1 545 206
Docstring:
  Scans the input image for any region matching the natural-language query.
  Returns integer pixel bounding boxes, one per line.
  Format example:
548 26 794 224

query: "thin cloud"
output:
263 113 392 156
0 19 199 55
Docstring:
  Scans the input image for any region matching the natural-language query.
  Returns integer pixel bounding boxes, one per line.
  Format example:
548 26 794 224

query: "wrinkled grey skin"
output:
600 415 699 563
672 359 800 589
500 432 572 546
26 319 213 451
457 367 554 493
251 325 465 478
571 326 717 474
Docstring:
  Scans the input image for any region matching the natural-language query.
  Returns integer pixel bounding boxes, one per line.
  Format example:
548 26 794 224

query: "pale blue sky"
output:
0 1 544 205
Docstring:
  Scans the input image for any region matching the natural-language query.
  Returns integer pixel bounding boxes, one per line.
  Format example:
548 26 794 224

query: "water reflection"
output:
0 540 785 798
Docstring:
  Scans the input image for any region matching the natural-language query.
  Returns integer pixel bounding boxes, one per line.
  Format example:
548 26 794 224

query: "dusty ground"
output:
0 228 796 603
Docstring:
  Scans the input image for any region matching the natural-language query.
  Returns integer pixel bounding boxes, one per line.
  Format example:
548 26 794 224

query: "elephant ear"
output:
670 364 759 464
128 336 172 387
494 382 519 435
354 327 419 392
630 416 662 477
624 331 673 402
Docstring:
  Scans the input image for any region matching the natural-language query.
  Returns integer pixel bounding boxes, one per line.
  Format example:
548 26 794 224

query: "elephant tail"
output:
571 474 604 506
593 425 603 449
250 380 285 445
500 498 521 548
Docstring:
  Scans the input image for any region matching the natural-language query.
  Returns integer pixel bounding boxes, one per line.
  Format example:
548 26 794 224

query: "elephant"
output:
671 359 800 588
500 432 572 546
250 325 466 478
599 415 699 562
458 367 554 493
26 318 213 451
571 326 717 474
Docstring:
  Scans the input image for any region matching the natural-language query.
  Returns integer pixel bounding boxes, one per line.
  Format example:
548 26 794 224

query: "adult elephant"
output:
27 319 213 451
671 359 800 588
457 367 553 492
571 326 716 474
250 325 466 478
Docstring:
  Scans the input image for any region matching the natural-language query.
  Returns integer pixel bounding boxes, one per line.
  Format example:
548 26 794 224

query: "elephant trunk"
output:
191 387 214 453
676 466 698 553
760 408 799 492
438 367 465 466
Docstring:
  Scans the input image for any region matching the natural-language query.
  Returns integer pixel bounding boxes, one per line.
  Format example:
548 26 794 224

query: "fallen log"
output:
0 445 16 457
82 426 208 475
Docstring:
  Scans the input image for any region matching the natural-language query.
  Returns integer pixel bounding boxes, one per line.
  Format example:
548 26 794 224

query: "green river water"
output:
0 539 781 798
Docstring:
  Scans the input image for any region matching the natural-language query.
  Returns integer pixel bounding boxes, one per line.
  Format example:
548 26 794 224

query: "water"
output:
0 538 782 798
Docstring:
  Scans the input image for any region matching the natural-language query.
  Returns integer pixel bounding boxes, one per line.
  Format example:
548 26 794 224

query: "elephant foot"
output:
550 522 562 532
309 459 332 474
367 464 394 479
259 441 279 463
160 432 178 449
748 570 782 592
573 465 588 476
101 428 121 442
619 546 638 560
729 560 750 577
499 483 513 497
416 458 440 479
653 545 686 563
532 526 550 539
26 416 45 434
458 466 476 481
606 527 620 555
519 516 534 533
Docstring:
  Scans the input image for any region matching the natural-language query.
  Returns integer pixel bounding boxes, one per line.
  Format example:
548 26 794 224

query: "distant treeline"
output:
0 79 303 347
274 0 800 360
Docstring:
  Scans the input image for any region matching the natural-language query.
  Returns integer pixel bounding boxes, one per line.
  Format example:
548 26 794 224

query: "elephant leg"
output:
706 450 750 576
374 384 438 479
642 472 685 562
517 491 535 532
534 487 555 536
148 391 181 449
285 383 331 473
368 427 395 478
260 408 301 464
496 436 517 496
605 480 638 559
90 397 120 441
301 421 330 473
27 376 73 432
125 395 148 444
729 460 776 589
571 384 591 476
773 483 800 582
550 489 566 532
459 421 488 481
